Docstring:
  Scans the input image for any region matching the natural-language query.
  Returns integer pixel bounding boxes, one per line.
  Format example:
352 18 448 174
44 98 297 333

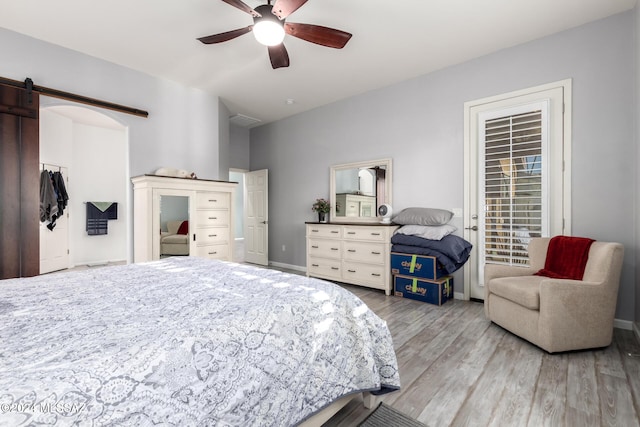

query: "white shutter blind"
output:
483 110 544 266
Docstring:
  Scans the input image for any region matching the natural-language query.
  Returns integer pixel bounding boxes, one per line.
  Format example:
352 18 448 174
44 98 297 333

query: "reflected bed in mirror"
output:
330 158 392 223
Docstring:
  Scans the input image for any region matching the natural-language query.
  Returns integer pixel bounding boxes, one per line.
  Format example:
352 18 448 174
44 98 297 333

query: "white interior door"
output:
464 81 571 300
40 165 70 274
244 169 268 266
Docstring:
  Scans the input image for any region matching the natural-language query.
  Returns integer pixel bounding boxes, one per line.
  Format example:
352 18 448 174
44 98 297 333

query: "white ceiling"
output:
0 0 636 126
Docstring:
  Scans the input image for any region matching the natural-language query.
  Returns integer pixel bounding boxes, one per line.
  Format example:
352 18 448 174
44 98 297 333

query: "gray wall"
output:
218 100 230 181
251 11 637 321
230 125 251 170
0 28 221 180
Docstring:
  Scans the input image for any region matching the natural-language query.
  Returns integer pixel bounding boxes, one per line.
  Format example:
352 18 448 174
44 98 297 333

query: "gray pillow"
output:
392 207 454 226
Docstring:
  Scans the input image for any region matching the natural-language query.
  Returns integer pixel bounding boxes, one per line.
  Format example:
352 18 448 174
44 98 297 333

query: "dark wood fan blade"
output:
268 44 290 69
271 0 308 19
221 0 261 17
285 23 352 49
198 26 253 44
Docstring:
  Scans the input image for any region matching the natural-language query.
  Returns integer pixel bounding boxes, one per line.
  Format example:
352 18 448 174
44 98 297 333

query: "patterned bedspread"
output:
0 257 400 426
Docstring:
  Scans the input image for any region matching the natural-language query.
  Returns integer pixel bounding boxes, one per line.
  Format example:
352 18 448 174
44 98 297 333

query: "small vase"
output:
318 212 328 223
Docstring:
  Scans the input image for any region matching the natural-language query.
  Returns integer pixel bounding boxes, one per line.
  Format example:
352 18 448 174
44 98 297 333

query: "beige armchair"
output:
161 220 189 256
484 237 624 353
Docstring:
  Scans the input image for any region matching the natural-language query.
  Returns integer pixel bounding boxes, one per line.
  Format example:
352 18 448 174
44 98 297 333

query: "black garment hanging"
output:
52 171 69 216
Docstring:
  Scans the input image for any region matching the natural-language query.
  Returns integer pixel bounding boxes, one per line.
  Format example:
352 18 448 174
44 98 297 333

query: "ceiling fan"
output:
198 0 352 69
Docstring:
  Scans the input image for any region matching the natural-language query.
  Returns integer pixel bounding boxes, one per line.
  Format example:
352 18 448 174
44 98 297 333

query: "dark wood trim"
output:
0 76 149 118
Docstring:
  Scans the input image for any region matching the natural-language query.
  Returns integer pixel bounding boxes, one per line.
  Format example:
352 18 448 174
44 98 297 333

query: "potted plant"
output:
312 198 331 223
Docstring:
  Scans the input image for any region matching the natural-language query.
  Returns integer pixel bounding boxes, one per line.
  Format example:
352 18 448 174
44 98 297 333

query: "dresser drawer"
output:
343 241 386 264
307 225 342 239
308 239 342 259
197 210 229 226
196 192 230 209
343 226 387 242
342 262 386 285
307 258 341 280
197 228 229 244
195 244 229 260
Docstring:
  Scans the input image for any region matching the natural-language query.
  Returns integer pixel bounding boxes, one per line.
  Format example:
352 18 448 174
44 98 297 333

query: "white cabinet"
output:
132 175 236 262
335 194 377 218
306 223 398 295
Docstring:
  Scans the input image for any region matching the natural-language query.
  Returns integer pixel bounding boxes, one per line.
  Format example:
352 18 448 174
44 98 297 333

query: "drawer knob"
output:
331 231 339 234
208 234 217 237
348 269 356 273
312 263 319 267
331 267 339 270
312 229 319 232
347 232 356 235
371 233 381 236
311 245 319 249
208 199 217 202
208 251 217 255
348 249 356 252
371 273 381 277
371 251 381 255
331 247 339 251
208 217 217 220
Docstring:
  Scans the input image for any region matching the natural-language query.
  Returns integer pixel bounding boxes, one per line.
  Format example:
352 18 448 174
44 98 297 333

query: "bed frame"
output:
300 392 375 426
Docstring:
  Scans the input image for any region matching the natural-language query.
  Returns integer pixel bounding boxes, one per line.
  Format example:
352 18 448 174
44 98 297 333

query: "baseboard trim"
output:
454 292 465 300
269 261 306 273
614 318 634 330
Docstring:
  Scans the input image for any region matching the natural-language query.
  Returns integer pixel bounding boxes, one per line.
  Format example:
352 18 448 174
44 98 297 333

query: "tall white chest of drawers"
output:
132 175 236 262
306 223 398 295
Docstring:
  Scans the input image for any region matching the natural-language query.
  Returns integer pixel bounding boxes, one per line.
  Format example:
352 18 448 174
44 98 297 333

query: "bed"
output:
0 257 400 426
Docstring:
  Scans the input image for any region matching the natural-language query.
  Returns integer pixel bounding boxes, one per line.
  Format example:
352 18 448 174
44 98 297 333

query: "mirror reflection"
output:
335 167 386 218
159 195 190 257
330 159 392 223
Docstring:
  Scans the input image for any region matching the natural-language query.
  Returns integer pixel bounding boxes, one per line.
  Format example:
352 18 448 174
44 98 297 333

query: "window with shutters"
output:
480 103 549 267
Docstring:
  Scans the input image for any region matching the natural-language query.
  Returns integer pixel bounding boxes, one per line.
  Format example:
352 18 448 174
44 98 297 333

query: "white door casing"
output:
463 80 572 300
244 169 268 266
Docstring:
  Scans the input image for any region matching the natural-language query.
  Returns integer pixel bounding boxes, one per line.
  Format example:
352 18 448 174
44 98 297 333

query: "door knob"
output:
465 225 478 231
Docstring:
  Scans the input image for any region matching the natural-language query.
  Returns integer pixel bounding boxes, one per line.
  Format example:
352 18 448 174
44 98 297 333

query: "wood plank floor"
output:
322 284 640 427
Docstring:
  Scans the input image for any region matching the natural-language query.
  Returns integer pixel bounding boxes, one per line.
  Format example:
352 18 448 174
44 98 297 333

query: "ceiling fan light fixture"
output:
253 20 285 46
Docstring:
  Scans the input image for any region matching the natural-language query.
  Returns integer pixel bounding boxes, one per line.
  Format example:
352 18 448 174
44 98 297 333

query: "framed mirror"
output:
330 158 392 223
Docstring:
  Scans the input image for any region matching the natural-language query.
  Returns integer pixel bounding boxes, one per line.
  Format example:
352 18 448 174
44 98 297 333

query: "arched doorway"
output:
39 103 130 272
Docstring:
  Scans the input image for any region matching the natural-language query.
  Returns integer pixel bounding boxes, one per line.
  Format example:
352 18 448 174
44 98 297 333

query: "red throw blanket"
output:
535 236 595 280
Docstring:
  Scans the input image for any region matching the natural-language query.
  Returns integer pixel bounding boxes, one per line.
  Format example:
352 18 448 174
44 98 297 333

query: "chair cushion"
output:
488 275 546 310
162 234 188 244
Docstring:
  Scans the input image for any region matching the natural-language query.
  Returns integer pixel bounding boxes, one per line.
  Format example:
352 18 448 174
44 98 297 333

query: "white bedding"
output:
0 257 400 426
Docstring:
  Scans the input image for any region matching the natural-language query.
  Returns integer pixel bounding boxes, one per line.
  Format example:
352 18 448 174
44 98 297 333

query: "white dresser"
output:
306 223 398 295
132 175 236 262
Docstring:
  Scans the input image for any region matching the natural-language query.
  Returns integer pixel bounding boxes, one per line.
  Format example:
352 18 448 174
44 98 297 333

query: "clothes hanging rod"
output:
0 76 149 118
40 162 64 171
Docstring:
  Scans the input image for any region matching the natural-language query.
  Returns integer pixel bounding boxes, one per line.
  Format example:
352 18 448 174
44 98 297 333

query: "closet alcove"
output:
39 104 128 273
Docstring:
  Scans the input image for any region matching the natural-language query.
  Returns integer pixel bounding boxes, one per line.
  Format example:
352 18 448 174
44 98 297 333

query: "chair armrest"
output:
538 279 615 351
539 279 609 310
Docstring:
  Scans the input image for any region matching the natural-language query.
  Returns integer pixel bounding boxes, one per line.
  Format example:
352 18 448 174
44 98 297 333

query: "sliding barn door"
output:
0 83 40 279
